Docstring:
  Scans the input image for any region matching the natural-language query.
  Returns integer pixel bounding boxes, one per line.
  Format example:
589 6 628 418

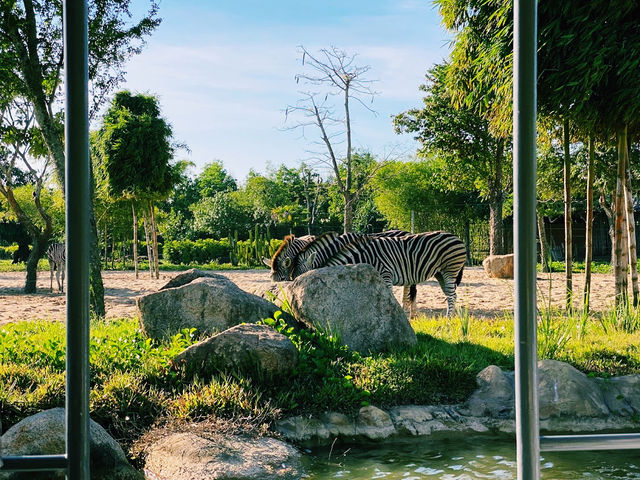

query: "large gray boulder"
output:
144 432 302 480
159 268 225 290
466 365 514 418
538 359 609 419
596 374 640 417
285 264 417 353
137 276 283 341
0 408 142 480
482 254 514 279
172 323 297 381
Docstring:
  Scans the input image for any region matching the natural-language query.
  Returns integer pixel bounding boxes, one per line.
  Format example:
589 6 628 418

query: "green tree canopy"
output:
197 160 237 198
97 91 177 200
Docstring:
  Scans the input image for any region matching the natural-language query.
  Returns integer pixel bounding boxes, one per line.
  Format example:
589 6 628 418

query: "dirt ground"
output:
0 266 618 327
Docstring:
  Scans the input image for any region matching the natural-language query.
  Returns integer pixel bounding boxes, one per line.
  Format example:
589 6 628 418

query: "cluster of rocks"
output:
138 265 417 355
5 265 640 480
277 360 640 447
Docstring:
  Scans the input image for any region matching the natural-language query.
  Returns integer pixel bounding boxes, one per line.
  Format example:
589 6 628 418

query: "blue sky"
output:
121 0 451 183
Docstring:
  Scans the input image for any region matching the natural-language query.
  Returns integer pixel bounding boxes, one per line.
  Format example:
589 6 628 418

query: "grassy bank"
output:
1 308 639 465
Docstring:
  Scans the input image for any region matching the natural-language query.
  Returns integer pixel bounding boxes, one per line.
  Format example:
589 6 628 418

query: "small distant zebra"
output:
296 231 466 317
262 235 317 281
46 243 66 293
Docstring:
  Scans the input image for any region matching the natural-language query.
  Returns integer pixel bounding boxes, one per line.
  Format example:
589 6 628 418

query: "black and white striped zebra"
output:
262 234 316 281
46 242 66 293
296 231 466 317
291 230 409 279
289 230 418 314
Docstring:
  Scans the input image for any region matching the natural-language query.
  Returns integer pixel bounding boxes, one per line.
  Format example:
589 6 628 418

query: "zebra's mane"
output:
270 234 296 263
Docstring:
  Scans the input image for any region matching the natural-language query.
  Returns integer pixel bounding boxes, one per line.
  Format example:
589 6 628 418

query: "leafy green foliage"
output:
190 191 252 238
97 91 178 201
196 160 237 197
3 306 640 456
164 238 232 265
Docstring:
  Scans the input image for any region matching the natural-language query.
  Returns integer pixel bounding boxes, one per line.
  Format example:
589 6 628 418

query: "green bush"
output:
164 238 231 264
0 244 18 260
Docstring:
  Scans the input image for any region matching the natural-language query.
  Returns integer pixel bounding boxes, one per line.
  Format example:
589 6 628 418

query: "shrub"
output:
0 244 18 260
164 238 231 264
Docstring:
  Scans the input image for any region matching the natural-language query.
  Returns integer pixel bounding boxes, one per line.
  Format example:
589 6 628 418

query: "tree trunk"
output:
89 207 106 316
563 119 573 311
0 179 53 293
343 191 354 233
24 236 48 293
103 228 108 269
488 139 505 255
614 125 629 306
625 159 638 306
537 213 551 273
464 218 472 265
132 203 139 279
599 193 616 265
583 135 595 311
142 209 153 279
150 200 160 279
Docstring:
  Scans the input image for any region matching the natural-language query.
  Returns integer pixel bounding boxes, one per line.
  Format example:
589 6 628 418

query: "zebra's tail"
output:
455 265 464 286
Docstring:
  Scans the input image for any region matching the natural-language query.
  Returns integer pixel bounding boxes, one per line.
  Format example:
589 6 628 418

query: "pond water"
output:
303 434 640 479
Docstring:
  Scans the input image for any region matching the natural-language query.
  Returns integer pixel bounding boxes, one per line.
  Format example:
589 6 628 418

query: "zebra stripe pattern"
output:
287 230 418 316
46 242 66 293
291 230 409 279
322 232 466 316
264 234 316 281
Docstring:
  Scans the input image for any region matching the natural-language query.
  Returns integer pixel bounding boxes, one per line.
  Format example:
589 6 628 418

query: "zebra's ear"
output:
262 257 272 267
305 252 316 270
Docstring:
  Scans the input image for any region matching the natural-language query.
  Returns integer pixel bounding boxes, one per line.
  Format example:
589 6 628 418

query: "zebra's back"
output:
326 231 466 286
292 230 412 279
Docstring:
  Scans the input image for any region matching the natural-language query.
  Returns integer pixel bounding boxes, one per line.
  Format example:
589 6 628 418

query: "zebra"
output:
262 234 316 281
46 242 66 293
281 230 417 315
295 231 466 317
290 230 410 279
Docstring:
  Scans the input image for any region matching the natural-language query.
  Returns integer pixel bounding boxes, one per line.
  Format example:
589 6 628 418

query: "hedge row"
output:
163 238 231 265
0 245 18 260
163 238 284 266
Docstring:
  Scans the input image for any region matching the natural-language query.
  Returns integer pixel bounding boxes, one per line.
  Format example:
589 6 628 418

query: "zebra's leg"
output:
408 284 418 318
402 285 410 312
49 260 54 292
55 267 61 292
435 272 457 317
60 261 65 293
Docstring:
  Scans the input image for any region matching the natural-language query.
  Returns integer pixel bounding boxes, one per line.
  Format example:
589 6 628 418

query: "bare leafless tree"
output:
285 46 379 232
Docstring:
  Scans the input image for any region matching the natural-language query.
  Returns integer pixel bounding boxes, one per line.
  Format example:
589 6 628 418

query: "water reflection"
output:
304 434 640 479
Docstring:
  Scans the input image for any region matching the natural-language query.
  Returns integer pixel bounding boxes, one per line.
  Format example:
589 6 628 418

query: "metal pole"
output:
541 433 640 452
513 0 539 478
63 0 91 478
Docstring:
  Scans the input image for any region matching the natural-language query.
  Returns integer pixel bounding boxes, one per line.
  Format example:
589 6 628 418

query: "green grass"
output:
1 308 640 465
539 260 611 274
0 259 50 272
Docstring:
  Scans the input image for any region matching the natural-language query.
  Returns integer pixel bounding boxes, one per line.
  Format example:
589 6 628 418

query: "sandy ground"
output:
0 266 618 327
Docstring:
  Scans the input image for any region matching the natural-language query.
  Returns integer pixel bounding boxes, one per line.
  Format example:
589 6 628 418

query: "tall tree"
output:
0 0 160 314
394 64 509 255
0 98 57 292
196 160 237 198
285 46 378 233
97 91 178 279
